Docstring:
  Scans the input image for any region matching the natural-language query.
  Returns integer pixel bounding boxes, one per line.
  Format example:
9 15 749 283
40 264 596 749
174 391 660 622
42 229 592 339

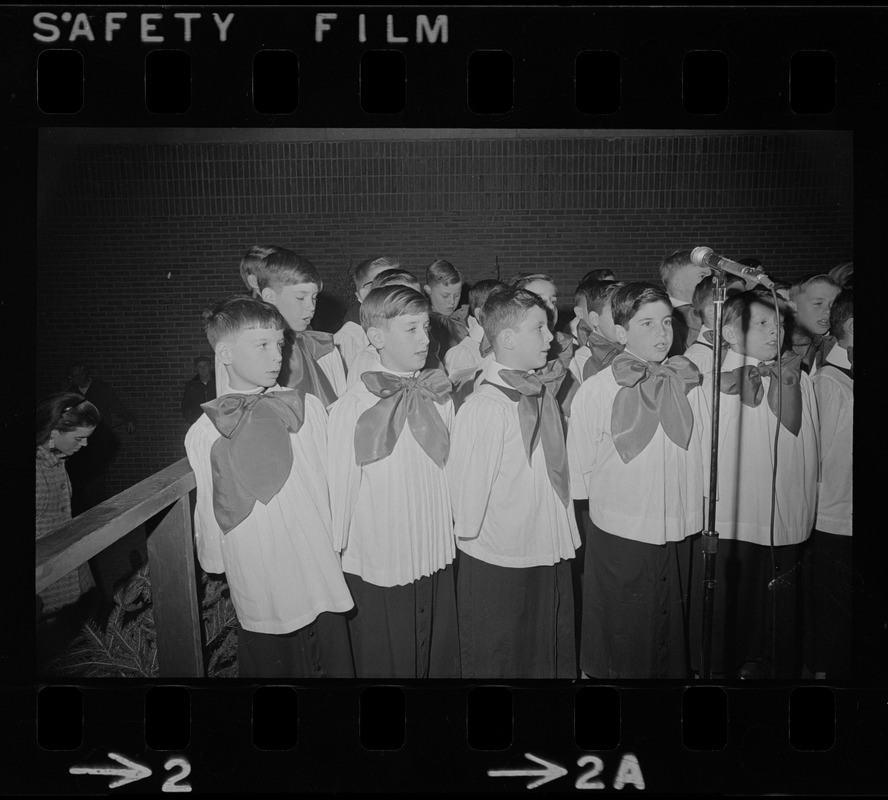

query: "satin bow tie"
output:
493 360 570 507
552 331 576 367
201 390 306 534
610 353 701 463
575 318 596 348
719 352 803 436
355 369 452 468
581 331 625 381
278 330 338 406
479 332 494 358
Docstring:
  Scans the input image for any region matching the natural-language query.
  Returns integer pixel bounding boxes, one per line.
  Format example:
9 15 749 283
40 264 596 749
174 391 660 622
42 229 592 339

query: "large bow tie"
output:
719 352 803 436
278 330 338 407
492 360 570 506
582 330 625 381
610 353 701 464
201 391 306 534
552 331 576 368
575 318 595 348
702 329 716 346
479 332 494 358
355 369 452 468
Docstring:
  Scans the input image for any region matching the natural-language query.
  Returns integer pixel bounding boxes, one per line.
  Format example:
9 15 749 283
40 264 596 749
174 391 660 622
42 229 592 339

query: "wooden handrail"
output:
37 457 204 677
36 458 195 593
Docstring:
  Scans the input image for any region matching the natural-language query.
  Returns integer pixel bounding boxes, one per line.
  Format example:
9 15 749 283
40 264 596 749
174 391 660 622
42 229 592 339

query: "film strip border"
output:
6 684 886 793
2 6 887 125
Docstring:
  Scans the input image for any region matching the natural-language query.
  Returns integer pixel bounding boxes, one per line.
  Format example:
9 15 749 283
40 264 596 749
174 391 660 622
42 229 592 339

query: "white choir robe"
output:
684 326 716 378
444 325 483 376
326 367 457 586
448 360 580 566
568 345 591 385
345 345 383 389
688 348 820 546
567 359 705 544
812 344 852 536
184 386 354 634
334 320 370 378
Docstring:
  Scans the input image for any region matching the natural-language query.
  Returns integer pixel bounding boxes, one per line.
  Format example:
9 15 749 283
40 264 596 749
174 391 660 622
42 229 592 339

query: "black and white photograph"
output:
8 3 886 795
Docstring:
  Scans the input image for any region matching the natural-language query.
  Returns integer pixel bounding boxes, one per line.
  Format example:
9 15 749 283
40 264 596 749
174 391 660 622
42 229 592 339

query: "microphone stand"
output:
700 272 727 680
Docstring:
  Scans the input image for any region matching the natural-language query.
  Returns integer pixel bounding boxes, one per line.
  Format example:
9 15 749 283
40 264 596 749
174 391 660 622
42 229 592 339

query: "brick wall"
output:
37 130 853 495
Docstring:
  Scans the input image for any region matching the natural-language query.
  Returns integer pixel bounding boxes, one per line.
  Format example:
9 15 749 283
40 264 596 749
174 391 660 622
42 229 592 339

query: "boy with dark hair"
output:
805 288 853 679
688 290 819 679
567 281 704 678
327 286 460 678
448 288 579 677
444 278 506 376
185 295 354 678
569 279 626 384
256 248 346 405
334 256 400 375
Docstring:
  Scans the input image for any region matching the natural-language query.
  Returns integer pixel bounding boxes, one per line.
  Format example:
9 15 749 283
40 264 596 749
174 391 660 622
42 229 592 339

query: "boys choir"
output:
185 247 853 680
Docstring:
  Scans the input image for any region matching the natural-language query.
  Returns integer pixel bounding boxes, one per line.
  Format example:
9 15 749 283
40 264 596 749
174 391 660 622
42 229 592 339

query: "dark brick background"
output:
36 129 852 495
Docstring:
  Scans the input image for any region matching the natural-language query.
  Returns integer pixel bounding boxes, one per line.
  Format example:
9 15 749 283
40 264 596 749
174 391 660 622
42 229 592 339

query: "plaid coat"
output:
36 445 95 613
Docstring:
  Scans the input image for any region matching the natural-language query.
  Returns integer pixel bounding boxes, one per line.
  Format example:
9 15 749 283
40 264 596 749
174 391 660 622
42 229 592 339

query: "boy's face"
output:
355 265 388 303
523 279 558 325
573 299 598 331
667 263 711 302
500 305 553 371
724 302 783 362
371 312 431 373
221 327 284 391
793 282 841 337
424 282 462 317
597 301 619 342
615 300 674 363
261 282 319 332
700 301 716 330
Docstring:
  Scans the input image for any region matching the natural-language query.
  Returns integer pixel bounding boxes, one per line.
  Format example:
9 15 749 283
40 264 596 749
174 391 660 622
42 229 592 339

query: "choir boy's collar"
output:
668 295 689 308
484 358 543 388
695 325 713 344
225 384 284 395
378 367 421 378
622 349 662 367
824 343 851 370
722 349 775 370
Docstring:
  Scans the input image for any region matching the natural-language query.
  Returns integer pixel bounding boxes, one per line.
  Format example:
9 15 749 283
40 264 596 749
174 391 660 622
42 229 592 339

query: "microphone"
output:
690 246 775 290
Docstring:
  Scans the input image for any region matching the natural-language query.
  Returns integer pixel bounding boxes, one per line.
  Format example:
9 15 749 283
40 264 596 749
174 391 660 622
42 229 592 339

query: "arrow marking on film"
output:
487 752 568 790
70 752 152 789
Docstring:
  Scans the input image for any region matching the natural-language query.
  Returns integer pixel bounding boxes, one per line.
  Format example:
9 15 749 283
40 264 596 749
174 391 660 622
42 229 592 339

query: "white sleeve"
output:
447 398 505 540
326 396 364 552
318 348 347 399
566 385 594 500
184 421 226 575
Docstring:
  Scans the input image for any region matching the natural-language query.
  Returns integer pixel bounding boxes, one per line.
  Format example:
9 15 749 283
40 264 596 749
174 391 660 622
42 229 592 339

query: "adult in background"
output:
65 362 136 514
180 355 216 425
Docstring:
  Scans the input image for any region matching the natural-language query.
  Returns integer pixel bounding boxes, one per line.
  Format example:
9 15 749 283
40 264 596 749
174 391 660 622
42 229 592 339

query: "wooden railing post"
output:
145 494 204 677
